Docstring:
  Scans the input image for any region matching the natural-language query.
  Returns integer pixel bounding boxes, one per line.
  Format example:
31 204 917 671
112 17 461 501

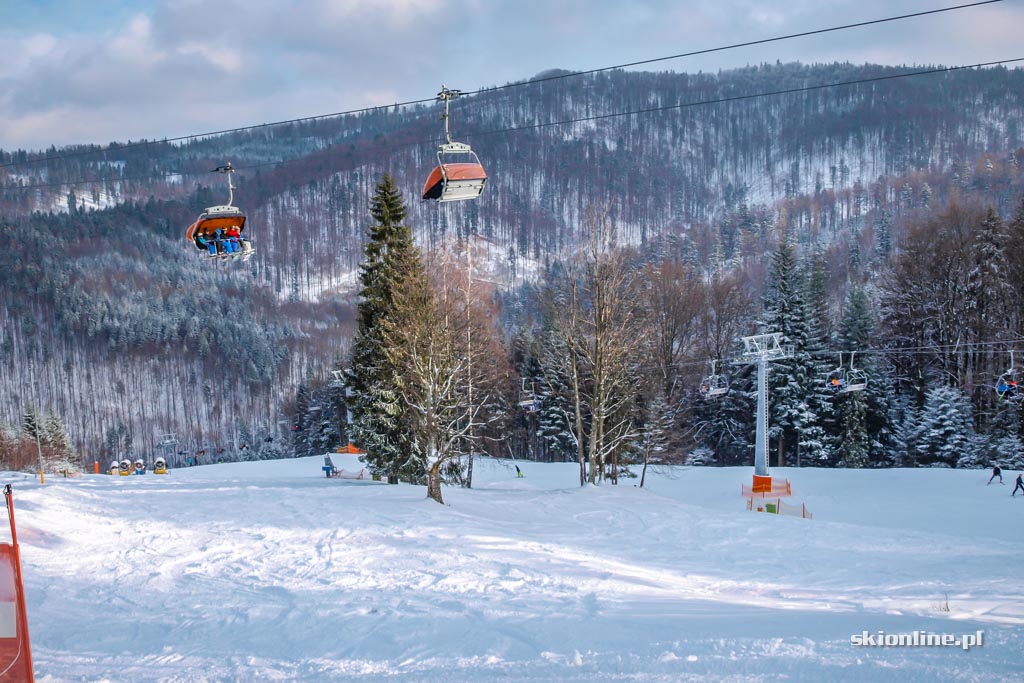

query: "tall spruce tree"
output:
42 411 75 471
536 328 581 462
1007 197 1024 323
916 385 974 467
834 284 888 467
345 175 421 484
967 207 1015 429
802 249 838 463
835 293 866 469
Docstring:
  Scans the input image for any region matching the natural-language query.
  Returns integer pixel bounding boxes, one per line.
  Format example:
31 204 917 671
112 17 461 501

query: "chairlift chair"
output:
825 368 846 393
996 351 1022 402
422 86 487 202
699 360 729 399
996 377 1020 401
842 352 867 392
827 352 867 394
185 163 256 260
518 378 540 412
843 369 867 393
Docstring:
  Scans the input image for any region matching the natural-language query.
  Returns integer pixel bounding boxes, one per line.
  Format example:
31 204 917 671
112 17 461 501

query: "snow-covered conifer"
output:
345 175 420 484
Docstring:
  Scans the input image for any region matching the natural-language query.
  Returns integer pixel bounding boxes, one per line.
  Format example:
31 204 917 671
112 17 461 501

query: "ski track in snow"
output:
4 460 1021 682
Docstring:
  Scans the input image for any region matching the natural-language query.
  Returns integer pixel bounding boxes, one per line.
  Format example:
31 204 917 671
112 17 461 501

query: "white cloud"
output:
0 0 1022 150
0 32 59 76
176 42 244 73
109 15 160 64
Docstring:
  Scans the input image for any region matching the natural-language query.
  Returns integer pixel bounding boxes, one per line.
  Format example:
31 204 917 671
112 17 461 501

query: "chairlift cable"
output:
466 58 1024 141
640 336 1024 374
7 57 1022 193
456 0 1008 98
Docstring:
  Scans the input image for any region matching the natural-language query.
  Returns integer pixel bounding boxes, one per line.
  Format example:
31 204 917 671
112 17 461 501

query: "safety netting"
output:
745 498 813 519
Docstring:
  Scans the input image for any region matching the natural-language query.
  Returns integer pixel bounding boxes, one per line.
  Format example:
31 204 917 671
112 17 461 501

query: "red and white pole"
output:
3 485 34 682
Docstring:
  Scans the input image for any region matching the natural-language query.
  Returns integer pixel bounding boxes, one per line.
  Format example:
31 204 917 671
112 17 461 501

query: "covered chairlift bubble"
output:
185 163 255 261
422 85 487 202
996 351 1021 402
699 359 729 399
826 352 867 394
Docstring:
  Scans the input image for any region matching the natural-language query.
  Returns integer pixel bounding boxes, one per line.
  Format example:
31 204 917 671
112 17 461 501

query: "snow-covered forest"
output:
1 62 1024 475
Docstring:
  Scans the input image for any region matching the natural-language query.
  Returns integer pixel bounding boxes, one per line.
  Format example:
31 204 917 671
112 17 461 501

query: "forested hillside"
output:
1 61 1023 471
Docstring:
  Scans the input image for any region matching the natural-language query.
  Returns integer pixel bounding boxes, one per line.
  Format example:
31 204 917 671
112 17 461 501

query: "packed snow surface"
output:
6 458 1022 682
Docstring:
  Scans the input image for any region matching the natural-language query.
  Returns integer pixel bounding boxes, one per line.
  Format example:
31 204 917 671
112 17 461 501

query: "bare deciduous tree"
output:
546 211 647 485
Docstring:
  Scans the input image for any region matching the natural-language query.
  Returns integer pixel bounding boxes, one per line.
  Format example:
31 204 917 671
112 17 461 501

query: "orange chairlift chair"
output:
185 163 255 260
422 85 487 202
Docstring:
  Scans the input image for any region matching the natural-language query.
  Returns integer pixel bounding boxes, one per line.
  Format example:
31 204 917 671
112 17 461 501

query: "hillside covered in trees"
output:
1 61 1023 475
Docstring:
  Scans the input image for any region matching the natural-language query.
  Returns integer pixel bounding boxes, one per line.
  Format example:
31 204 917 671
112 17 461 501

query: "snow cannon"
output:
133 459 146 475
153 457 168 475
108 461 119 475
118 459 132 476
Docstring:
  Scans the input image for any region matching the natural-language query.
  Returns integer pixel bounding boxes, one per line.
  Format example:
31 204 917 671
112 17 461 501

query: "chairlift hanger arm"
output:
213 162 236 207
437 85 464 146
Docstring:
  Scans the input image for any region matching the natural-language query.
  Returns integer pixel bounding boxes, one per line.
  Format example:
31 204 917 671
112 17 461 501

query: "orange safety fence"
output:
741 479 792 498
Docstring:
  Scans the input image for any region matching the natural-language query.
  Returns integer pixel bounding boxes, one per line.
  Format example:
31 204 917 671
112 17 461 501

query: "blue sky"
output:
0 0 1020 151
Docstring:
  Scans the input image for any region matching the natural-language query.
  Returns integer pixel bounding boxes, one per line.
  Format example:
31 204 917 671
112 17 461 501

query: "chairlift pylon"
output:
422 85 488 202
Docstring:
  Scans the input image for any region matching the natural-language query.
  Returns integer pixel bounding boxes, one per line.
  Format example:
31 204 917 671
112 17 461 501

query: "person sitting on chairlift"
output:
225 226 240 254
197 232 217 257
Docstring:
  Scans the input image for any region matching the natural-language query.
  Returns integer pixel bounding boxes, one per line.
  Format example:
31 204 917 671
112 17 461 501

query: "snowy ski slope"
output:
7 457 1022 682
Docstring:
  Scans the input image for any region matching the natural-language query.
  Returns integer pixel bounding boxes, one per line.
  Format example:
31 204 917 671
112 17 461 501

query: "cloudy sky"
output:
0 0 1020 151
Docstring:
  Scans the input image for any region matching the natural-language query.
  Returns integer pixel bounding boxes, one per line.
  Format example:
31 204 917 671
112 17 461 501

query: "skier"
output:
515 465 524 478
1013 473 1024 497
988 465 1004 485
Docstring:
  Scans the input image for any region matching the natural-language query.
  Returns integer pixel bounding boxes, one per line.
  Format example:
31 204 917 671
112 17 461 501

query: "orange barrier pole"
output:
4 485 34 682
93 462 99 475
